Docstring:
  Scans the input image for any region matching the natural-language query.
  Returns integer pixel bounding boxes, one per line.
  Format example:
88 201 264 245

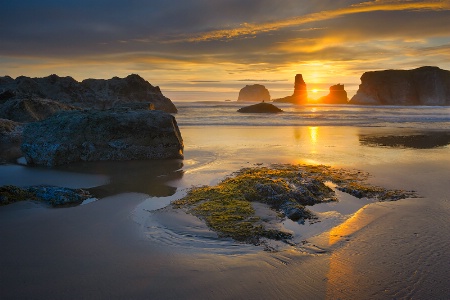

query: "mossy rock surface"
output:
173 164 418 245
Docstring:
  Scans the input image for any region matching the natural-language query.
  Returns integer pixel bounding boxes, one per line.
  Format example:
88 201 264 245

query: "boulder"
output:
0 119 23 163
237 102 283 113
237 84 271 102
350 66 450 105
0 74 177 113
273 74 308 104
0 98 78 122
21 109 184 166
318 84 348 104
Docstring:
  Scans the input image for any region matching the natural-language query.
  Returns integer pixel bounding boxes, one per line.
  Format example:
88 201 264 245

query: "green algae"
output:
173 164 419 245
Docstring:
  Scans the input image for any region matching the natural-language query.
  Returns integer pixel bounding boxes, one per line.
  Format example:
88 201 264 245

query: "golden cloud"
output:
183 0 450 42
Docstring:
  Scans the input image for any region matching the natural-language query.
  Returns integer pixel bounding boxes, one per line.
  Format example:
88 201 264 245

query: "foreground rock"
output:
0 185 92 207
0 98 78 122
237 102 283 113
237 84 271 102
350 66 450 105
21 109 184 166
173 164 418 246
0 74 177 112
273 74 308 104
0 119 23 163
318 84 348 104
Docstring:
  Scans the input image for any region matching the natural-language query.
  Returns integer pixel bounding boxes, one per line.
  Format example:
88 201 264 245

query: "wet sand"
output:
1 126 450 299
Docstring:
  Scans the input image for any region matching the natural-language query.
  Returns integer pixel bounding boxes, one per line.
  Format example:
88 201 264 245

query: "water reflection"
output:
359 131 450 149
55 159 184 198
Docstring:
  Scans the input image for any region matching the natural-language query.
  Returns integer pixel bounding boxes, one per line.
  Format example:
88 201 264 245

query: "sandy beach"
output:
1 125 450 299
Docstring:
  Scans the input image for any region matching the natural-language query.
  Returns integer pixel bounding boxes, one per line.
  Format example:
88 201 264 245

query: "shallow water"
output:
1 123 450 299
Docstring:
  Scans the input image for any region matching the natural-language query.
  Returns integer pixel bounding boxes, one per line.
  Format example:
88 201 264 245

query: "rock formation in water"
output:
318 84 348 104
21 109 184 167
350 66 450 105
0 98 78 122
237 84 271 102
237 102 283 113
0 74 177 112
273 74 308 104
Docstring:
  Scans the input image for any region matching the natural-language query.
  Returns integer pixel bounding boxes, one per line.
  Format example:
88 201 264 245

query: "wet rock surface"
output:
21 108 184 166
0 185 92 207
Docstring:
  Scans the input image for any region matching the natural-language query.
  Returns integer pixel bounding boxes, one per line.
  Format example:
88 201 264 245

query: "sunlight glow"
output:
308 126 318 145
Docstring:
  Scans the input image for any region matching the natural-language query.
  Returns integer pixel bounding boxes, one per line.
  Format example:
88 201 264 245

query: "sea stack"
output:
293 74 308 103
273 74 308 104
350 66 450 105
237 84 271 102
319 84 348 104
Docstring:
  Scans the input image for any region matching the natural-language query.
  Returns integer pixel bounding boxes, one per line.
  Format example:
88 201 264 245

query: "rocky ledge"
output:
0 74 177 113
237 102 283 113
350 66 450 105
21 108 184 167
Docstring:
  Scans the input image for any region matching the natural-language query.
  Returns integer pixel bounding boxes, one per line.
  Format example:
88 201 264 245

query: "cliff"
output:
273 74 308 104
237 84 270 102
318 84 348 104
350 66 450 105
0 74 177 112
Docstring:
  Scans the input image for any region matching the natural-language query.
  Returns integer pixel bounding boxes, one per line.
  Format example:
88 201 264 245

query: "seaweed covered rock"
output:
21 108 184 166
0 185 92 207
173 164 418 245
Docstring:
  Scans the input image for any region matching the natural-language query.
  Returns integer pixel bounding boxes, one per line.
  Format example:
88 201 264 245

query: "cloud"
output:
180 0 450 42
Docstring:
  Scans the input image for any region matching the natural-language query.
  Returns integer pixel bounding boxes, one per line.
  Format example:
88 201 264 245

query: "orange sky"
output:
1 0 450 101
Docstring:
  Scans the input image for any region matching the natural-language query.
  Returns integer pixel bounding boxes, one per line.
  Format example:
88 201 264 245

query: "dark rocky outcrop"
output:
350 66 450 105
0 119 23 163
274 74 308 104
0 74 177 112
237 84 271 102
0 98 78 122
237 102 283 113
0 185 92 207
319 84 348 104
21 108 184 167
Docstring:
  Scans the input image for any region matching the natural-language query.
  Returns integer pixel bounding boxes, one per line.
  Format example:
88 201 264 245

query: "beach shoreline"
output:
1 125 450 299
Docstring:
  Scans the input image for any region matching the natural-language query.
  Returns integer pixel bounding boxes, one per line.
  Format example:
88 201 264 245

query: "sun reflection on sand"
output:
324 206 379 299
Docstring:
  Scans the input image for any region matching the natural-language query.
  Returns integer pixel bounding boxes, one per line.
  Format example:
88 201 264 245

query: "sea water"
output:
173 101 450 129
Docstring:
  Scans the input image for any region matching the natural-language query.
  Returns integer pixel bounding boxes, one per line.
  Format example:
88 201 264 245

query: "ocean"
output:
174 101 450 129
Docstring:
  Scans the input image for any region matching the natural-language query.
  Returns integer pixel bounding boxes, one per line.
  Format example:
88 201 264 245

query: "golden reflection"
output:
325 206 377 299
308 126 318 145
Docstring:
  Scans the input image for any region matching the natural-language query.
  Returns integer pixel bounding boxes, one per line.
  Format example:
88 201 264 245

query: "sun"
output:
312 89 318 93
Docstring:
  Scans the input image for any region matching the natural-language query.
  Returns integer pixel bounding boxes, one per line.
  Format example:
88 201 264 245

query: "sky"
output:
1 0 450 101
